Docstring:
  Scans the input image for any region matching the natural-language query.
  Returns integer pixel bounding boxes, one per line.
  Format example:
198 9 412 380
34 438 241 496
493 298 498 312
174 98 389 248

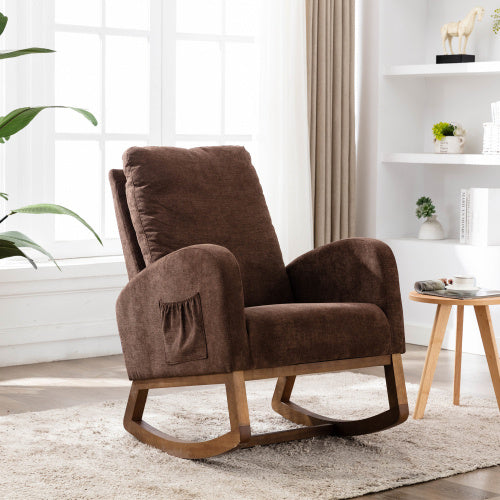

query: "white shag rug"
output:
1 372 499 500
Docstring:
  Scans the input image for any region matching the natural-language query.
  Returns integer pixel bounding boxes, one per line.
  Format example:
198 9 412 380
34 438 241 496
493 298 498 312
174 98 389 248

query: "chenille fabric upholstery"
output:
115 243 249 381
286 238 406 354
109 169 145 279
110 146 405 381
245 303 391 369
122 146 293 307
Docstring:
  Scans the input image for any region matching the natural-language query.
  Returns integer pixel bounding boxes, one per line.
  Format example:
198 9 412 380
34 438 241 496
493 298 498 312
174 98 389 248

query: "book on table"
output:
419 289 500 299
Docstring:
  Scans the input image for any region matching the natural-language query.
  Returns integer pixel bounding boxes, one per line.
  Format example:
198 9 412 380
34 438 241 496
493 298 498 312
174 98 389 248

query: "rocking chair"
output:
109 145 408 459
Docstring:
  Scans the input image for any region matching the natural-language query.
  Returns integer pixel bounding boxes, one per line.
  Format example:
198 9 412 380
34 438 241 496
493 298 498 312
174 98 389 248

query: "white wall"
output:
355 0 379 238
356 0 500 354
0 258 127 366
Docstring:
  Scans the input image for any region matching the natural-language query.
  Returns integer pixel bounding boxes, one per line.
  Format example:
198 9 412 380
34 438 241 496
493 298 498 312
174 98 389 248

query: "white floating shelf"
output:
382 153 500 166
385 237 460 246
385 237 500 250
384 61 500 77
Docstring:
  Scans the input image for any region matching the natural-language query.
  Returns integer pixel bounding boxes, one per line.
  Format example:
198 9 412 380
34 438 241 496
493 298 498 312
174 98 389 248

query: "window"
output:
52 0 154 257
0 0 257 260
171 0 257 152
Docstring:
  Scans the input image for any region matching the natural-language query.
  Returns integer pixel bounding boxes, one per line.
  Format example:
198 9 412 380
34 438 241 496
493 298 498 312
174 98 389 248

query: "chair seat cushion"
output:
245 303 392 369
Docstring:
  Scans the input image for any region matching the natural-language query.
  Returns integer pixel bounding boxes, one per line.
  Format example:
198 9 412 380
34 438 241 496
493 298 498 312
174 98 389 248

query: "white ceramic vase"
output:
418 215 445 240
433 136 465 154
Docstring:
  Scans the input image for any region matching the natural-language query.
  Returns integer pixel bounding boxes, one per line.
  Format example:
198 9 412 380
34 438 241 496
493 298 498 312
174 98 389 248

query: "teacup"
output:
451 275 476 289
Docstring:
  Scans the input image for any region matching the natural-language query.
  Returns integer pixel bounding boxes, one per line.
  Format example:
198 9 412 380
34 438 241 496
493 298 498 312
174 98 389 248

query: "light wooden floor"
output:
0 344 499 499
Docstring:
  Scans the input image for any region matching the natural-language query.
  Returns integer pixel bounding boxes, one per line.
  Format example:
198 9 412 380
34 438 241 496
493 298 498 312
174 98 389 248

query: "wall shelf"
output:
382 153 500 166
384 61 500 77
375 0 500 354
386 237 460 246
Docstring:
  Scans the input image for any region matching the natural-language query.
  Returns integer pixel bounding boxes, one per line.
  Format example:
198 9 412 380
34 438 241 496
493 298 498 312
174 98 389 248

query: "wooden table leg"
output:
474 305 500 411
413 304 452 419
454 305 464 406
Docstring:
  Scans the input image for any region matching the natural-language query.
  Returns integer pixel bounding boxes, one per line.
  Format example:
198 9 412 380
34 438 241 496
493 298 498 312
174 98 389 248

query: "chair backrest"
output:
110 146 293 307
109 169 146 279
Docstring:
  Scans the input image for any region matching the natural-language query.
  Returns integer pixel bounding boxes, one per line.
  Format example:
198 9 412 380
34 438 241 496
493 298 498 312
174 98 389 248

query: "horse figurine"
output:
441 6 484 55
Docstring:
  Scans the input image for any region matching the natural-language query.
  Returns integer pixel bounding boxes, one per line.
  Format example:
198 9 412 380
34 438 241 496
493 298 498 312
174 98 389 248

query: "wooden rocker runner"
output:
110 146 409 459
123 355 408 459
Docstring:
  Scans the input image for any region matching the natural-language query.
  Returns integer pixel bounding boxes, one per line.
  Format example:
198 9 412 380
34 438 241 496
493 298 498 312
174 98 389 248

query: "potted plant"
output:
0 11 101 268
432 121 466 153
416 196 444 240
492 8 500 34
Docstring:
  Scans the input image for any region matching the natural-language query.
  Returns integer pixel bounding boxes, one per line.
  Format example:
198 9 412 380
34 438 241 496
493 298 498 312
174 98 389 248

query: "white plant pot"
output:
418 215 445 240
433 136 465 154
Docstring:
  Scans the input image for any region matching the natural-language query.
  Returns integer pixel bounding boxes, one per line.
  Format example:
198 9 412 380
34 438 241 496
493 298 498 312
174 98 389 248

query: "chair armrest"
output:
286 238 405 353
116 244 249 380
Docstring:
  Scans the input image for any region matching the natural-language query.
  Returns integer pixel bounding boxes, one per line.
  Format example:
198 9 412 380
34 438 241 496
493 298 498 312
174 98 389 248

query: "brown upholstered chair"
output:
109 146 408 459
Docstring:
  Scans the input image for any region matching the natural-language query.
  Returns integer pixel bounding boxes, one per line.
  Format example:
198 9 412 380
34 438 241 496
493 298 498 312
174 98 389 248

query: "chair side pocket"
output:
159 292 208 365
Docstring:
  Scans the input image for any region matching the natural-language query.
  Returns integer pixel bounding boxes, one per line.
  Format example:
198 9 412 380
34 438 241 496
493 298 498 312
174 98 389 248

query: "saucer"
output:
446 285 480 292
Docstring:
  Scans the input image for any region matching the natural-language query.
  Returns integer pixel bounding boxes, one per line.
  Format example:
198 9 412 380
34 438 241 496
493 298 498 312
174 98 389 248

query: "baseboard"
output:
0 322 122 367
0 257 127 367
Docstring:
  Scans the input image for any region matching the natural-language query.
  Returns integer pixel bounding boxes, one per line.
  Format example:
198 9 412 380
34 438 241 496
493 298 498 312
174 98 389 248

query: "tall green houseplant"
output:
0 11 101 269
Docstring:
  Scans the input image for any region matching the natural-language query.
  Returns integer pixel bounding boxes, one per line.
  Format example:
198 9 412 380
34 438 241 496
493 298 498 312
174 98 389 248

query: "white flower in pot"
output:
432 121 466 153
416 196 445 240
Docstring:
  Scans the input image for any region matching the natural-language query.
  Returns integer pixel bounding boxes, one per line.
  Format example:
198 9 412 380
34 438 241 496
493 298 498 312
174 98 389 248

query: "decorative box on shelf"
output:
436 54 475 64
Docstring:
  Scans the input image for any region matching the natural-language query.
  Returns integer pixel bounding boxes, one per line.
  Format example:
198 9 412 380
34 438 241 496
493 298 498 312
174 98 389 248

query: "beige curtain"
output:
306 0 356 246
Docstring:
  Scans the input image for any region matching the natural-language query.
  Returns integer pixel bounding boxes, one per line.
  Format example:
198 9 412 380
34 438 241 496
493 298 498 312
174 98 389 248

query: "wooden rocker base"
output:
123 354 408 459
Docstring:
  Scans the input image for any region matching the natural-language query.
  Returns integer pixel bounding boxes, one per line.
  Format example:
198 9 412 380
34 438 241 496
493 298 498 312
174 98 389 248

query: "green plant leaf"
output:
416 196 436 219
10 203 102 245
68 107 98 125
0 238 37 269
432 122 455 141
0 13 8 37
0 230 60 269
0 47 54 60
0 106 97 139
0 192 7 201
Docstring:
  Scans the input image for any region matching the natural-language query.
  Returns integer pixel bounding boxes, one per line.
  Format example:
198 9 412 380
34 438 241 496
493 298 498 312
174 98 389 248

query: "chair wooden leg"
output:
123 373 249 459
225 371 251 442
271 354 408 436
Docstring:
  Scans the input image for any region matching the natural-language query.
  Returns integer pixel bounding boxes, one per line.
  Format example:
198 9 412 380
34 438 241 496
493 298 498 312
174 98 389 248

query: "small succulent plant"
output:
432 122 466 141
492 8 500 34
416 196 436 220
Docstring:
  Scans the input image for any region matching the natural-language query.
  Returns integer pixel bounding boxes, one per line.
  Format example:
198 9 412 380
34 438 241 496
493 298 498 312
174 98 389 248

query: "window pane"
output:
55 141 101 241
225 42 256 134
105 0 150 30
55 0 101 26
105 36 149 134
176 41 221 135
225 0 257 36
104 140 146 239
176 0 222 34
175 140 221 149
55 33 101 133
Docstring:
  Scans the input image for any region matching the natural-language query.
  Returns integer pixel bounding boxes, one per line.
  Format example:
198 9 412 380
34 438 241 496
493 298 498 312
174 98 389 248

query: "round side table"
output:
409 291 500 419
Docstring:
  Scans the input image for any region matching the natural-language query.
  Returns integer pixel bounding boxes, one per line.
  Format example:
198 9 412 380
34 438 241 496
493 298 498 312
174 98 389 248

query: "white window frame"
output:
49 0 161 258
0 0 256 262
162 0 255 148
